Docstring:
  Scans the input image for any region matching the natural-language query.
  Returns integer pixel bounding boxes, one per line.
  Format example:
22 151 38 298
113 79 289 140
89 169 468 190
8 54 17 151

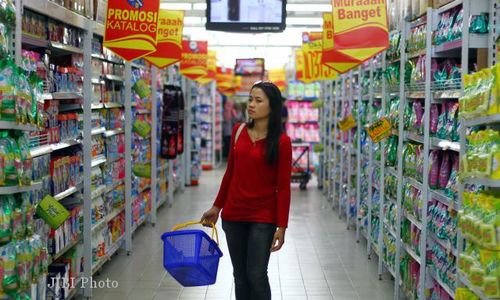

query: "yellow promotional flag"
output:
268 69 287 92
196 50 217 84
295 49 305 82
302 39 337 82
328 0 389 73
144 10 184 68
180 40 208 80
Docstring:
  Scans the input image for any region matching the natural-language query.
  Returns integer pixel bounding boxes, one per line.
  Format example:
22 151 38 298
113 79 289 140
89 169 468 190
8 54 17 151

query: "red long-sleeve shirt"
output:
214 124 292 228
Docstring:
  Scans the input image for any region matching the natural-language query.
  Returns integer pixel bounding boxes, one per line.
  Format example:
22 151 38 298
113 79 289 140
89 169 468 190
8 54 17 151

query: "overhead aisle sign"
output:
144 10 185 68
302 35 337 82
267 69 287 92
326 0 389 73
196 50 217 85
104 0 160 61
180 40 208 81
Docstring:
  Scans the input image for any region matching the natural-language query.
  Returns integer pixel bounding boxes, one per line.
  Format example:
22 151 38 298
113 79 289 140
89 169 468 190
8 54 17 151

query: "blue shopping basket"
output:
161 221 223 287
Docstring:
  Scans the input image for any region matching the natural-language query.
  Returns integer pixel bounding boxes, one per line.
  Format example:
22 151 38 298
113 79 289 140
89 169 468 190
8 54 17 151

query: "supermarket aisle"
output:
89 169 394 300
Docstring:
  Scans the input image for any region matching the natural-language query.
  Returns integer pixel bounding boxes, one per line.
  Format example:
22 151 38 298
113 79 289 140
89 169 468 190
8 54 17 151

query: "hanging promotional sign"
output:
104 0 160 61
365 117 392 143
144 10 184 68
322 12 360 73
267 69 287 92
176 86 185 154
302 39 337 82
216 67 232 87
328 0 389 73
295 49 305 82
196 50 217 84
180 40 208 80
161 85 180 159
215 67 239 96
338 114 356 131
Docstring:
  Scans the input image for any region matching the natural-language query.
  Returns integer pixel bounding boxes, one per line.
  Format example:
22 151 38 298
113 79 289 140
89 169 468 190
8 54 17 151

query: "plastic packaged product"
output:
430 104 439 136
469 13 489 34
0 59 17 122
445 154 459 199
446 102 460 141
0 133 17 186
429 150 441 189
17 135 31 186
1 243 18 292
0 197 12 243
439 151 451 189
15 72 31 125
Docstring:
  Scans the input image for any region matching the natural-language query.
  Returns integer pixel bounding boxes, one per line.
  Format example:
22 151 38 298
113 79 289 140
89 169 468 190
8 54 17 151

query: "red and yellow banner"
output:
144 10 184 68
216 67 236 96
322 12 360 73
295 49 305 82
267 69 287 92
196 50 217 84
302 39 337 82
180 40 208 81
326 0 389 73
104 0 160 61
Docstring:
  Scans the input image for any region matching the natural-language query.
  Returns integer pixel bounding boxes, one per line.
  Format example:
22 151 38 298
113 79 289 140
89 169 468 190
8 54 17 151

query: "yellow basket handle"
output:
171 220 219 245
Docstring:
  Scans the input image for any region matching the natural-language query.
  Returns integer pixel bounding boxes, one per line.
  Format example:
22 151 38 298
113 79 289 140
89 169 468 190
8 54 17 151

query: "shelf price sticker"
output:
325 0 389 74
365 117 392 143
180 40 208 81
104 0 160 61
338 114 356 131
144 10 184 68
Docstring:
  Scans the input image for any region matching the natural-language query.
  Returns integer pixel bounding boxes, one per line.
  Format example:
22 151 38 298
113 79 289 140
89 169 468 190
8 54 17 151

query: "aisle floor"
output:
88 168 394 300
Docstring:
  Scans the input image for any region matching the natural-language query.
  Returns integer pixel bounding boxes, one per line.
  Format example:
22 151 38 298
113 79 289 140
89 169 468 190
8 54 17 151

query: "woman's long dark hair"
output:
247 81 283 165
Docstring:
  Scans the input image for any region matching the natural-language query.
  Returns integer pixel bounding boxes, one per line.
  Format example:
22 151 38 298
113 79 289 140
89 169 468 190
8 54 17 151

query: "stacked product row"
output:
320 1 498 300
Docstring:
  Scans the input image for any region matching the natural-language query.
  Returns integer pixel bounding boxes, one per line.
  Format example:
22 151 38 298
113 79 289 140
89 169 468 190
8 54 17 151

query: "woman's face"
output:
248 88 271 120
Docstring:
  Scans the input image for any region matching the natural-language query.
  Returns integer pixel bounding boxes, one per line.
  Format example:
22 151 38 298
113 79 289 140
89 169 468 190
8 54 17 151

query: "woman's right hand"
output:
201 206 221 227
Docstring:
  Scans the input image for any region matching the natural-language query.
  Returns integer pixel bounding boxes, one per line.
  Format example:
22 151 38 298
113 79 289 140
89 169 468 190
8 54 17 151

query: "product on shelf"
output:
434 7 463 46
463 129 500 180
460 64 499 119
457 191 499 298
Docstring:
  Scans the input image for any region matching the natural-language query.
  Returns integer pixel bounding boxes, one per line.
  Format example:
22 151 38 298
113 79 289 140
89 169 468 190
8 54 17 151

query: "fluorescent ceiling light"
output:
287 17 323 26
184 17 204 25
160 3 191 10
287 4 332 12
193 3 207 10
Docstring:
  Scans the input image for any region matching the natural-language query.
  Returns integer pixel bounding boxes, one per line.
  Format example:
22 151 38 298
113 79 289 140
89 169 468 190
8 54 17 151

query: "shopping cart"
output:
291 143 312 190
161 221 223 286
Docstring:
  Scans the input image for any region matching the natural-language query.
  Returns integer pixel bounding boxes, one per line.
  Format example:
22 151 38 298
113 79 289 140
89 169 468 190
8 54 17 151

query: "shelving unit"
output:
12 1 185 298
321 1 497 299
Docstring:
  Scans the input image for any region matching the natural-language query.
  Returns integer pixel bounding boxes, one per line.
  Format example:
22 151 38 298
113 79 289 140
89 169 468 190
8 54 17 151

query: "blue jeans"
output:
222 220 277 300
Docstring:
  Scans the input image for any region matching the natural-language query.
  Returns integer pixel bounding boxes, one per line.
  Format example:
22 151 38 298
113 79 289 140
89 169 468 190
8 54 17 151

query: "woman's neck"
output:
252 118 269 134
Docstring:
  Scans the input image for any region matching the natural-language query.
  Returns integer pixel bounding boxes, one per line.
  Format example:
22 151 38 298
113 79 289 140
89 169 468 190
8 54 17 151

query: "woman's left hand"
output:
270 227 286 252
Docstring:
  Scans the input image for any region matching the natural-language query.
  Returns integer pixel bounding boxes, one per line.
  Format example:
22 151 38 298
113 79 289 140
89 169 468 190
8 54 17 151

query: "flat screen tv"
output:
206 0 286 33
234 58 265 76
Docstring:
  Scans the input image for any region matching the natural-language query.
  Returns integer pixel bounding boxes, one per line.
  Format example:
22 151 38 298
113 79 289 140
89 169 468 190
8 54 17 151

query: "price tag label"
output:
338 115 356 132
365 117 392 143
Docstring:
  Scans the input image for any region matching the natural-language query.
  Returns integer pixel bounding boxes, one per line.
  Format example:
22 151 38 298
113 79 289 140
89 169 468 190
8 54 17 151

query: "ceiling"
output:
160 0 330 68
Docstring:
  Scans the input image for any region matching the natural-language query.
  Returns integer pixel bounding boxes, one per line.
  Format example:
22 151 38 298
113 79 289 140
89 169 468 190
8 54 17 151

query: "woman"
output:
201 81 292 300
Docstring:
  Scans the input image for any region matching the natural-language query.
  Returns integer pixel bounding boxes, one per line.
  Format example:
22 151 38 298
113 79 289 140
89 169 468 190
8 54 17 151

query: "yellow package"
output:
456 287 480 300
460 254 475 273
469 267 485 287
484 276 500 298
491 63 500 115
